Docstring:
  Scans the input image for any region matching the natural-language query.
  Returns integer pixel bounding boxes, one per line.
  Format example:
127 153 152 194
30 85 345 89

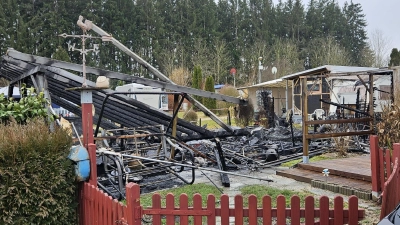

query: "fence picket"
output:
152 193 162 225
207 194 216 225
290 195 300 225
277 195 286 225
234 195 244 225
248 195 258 224
380 148 386 191
180 194 189 225
220 194 230 225
98 189 104 225
333 196 343 225
166 193 175 225
106 196 112 225
193 194 203 225
348 196 359 225
305 196 315 225
385 149 392 179
262 195 272 225
319 196 329 225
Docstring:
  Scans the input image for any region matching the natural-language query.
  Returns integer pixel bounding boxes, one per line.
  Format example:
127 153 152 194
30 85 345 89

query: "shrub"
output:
0 119 76 224
183 109 198 123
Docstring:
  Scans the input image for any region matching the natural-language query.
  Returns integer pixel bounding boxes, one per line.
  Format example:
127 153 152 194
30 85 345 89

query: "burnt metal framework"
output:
0 50 249 141
297 70 393 162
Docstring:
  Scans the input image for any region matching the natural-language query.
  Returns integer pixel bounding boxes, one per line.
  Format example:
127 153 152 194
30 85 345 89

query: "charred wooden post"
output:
214 138 230 187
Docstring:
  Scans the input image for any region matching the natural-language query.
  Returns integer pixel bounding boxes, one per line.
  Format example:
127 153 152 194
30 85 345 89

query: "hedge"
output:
0 119 77 224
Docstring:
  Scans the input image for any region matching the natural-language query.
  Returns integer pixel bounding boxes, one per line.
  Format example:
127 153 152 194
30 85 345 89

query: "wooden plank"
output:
306 130 373 139
305 117 371 125
152 194 162 225
305 196 314 225
370 136 381 192
220 194 230 225
180 194 189 225
234 195 243 225
290 195 300 225
348 196 359 225
333 197 343 225
262 196 272 225
385 149 392 179
193 194 203 225
207 194 216 225
379 149 385 190
319 196 330 225
302 77 309 162
166 194 175 225
106 196 113 225
248 195 258 225
277 195 286 225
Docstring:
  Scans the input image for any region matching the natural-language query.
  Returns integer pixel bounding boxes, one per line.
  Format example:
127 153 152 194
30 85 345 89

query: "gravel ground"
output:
178 166 381 225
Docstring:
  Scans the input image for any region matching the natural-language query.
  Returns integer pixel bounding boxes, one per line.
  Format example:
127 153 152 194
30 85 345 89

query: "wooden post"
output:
301 77 309 163
126 183 142 225
88 143 97 186
369 73 374 132
370 135 381 196
81 90 94 147
170 94 179 158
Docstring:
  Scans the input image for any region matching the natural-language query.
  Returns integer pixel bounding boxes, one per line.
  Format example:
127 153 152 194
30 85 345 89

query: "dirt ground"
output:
179 166 381 224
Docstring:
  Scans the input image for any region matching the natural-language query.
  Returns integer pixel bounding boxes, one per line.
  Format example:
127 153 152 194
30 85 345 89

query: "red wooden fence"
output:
79 182 365 225
370 136 400 219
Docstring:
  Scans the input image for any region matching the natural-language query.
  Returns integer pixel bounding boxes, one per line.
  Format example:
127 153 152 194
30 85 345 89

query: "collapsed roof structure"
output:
0 48 248 141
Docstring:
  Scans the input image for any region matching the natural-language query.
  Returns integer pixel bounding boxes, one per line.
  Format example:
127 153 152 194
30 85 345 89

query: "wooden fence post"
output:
126 183 142 225
370 135 381 196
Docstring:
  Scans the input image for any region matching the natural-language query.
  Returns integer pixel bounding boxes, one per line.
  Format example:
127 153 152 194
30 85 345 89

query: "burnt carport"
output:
0 49 249 142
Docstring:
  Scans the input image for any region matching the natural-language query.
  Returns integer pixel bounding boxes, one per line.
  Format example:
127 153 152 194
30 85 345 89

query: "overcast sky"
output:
272 0 400 55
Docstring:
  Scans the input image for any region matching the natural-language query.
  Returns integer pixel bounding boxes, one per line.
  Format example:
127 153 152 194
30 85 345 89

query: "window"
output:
307 81 321 94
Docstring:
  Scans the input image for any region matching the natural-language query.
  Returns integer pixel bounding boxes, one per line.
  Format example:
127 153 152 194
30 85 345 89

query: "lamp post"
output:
258 57 263 83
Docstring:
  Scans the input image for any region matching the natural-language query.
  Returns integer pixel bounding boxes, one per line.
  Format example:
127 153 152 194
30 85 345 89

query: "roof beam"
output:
5 50 245 105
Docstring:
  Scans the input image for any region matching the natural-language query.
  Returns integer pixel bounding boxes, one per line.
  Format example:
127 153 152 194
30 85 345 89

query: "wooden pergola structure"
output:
280 66 393 163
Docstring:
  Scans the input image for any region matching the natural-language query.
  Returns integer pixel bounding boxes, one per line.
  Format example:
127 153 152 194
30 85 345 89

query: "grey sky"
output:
272 0 400 56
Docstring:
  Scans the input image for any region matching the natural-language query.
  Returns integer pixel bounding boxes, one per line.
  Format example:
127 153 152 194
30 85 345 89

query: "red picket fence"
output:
370 136 400 218
79 182 365 225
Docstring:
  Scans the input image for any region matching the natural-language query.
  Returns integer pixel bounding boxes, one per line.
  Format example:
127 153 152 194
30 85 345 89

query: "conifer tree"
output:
203 76 216 110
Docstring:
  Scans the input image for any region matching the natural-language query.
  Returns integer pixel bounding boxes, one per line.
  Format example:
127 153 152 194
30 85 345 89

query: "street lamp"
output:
258 57 263 83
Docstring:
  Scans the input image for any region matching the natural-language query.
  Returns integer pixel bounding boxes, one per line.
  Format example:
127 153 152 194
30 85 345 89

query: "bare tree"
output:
308 36 351 67
192 38 213 79
369 29 392 67
213 39 230 84
272 38 302 78
169 67 190 86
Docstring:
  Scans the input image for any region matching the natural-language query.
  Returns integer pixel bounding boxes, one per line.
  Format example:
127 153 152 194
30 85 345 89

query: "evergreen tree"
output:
203 76 216 110
192 66 202 101
52 45 71 62
389 48 400 67
342 1 368 65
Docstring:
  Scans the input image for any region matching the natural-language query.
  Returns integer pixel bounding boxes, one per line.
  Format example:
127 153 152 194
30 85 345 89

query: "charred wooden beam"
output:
319 99 370 116
306 130 373 139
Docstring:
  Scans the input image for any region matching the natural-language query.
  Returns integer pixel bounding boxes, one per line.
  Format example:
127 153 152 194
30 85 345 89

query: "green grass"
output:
240 185 313 207
176 111 237 129
140 183 222 208
280 154 335 167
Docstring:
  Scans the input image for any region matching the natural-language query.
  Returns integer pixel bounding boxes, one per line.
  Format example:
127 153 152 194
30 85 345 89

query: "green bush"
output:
183 109 198 123
0 119 76 224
